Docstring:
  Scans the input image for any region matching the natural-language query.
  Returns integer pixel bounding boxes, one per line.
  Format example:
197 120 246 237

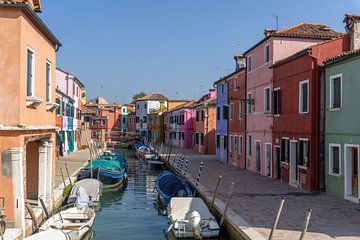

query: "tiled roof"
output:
193 97 216 108
167 101 195 112
136 93 167 101
244 23 343 55
323 49 360 65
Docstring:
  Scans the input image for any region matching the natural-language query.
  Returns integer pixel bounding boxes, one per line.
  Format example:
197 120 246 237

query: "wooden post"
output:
220 181 234 226
268 197 285 240
25 203 38 230
210 175 223 211
65 163 72 186
60 168 66 188
299 209 312 240
159 143 163 156
166 145 173 163
193 161 204 196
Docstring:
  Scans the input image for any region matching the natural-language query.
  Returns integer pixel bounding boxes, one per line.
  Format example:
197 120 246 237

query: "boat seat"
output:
50 222 87 229
61 214 90 220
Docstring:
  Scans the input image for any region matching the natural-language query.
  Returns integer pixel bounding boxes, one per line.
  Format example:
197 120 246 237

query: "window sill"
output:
299 112 309 115
329 108 341 112
274 114 280 117
328 172 341 177
26 96 44 108
298 165 308 170
46 102 59 112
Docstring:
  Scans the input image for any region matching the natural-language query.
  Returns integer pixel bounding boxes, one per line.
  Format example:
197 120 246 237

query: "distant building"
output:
0 0 61 236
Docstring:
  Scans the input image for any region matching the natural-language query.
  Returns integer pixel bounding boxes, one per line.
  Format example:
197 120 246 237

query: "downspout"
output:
319 63 326 192
244 68 248 169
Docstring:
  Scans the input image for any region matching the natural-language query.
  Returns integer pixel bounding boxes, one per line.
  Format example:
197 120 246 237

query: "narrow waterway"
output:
88 148 228 240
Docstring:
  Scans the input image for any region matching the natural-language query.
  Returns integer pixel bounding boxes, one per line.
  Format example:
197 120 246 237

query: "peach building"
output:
0 0 61 237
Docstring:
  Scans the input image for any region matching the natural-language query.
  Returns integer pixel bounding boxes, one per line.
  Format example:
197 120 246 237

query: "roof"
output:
148 108 165 115
167 101 195 112
136 93 168 101
244 23 343 55
0 0 61 47
323 49 360 66
56 68 85 88
87 96 109 105
213 67 245 86
193 97 216 109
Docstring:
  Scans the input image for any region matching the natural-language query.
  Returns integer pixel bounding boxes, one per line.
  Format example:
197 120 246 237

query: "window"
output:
196 111 200 121
122 108 126 113
200 133 204 145
330 74 342 109
299 80 309 113
122 118 126 124
221 84 224 95
264 44 270 63
234 77 239 90
56 98 61 115
239 136 243 154
223 105 228 120
97 110 101 115
273 88 281 115
248 135 252 156
239 100 243 119
101 119 106 126
46 61 51 102
92 131 97 138
178 132 181 140
281 139 290 163
229 136 233 152
201 110 204 121
92 119 96 126
195 133 199 144
234 136 238 154
144 103 147 109
230 103 234 120
217 107 220 120
143 116 147 123
137 104 139 110
182 132 185 141
26 48 35 97
264 87 271 112
247 93 252 113
299 140 309 167
216 135 220 148
136 117 139 123
329 144 341 175
247 56 252 72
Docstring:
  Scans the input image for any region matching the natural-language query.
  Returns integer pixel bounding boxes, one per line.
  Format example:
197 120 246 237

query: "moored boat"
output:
24 229 70 240
39 206 96 240
167 197 220 239
155 171 192 206
67 179 102 209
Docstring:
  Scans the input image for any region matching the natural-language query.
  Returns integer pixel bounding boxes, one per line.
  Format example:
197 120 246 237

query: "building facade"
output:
272 36 349 191
0 0 61 236
244 23 342 177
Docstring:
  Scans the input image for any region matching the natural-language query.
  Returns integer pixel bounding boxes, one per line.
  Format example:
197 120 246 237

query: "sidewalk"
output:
159 145 360 240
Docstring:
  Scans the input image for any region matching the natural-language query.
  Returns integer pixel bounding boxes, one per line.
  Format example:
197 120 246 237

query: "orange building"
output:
0 0 61 237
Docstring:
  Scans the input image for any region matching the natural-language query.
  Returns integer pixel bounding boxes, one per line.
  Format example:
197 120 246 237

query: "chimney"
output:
344 14 360 51
234 55 246 70
264 28 277 37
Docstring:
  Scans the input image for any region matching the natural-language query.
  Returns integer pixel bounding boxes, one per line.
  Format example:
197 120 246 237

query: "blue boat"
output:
155 171 192 206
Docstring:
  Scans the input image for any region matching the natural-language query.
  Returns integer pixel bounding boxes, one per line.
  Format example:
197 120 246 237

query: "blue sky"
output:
41 0 359 103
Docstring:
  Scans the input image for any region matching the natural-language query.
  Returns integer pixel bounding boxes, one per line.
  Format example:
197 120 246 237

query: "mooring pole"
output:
39 197 49 219
64 163 72 186
183 156 189 180
60 168 66 187
210 175 223 211
166 145 173 163
299 209 312 240
220 181 234 226
25 203 38 230
193 161 204 196
268 197 285 240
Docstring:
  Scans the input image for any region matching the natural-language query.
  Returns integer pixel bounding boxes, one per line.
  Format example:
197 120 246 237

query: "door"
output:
198 133 202 153
265 144 271 177
256 142 261 172
220 136 224 161
274 146 281 179
346 146 359 200
234 137 238 166
352 147 359 197
290 141 298 186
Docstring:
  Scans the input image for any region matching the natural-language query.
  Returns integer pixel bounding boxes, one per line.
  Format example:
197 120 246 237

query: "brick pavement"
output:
159 145 360 240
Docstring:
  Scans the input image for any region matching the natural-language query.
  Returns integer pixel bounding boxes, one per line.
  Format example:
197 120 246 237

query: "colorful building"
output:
135 93 168 139
127 111 136 134
272 35 349 191
324 14 360 202
227 56 247 168
193 90 216 155
0 0 61 236
214 78 229 163
120 104 135 131
244 23 343 177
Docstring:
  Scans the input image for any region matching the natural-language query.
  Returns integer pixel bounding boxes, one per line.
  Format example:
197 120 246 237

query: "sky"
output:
41 0 360 104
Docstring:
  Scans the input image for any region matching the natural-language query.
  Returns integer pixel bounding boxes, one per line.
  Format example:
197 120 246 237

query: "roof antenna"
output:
100 85 103 97
273 14 280 30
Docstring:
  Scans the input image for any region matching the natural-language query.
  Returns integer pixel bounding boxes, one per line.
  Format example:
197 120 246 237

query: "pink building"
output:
244 24 342 176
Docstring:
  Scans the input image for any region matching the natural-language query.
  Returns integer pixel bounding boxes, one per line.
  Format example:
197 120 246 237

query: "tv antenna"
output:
231 43 241 54
273 14 280 30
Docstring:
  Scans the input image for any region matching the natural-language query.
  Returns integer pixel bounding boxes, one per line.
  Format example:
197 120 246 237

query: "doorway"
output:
290 141 298 186
255 141 261 172
25 141 40 201
265 143 271 177
345 145 359 201
274 146 281 179
198 133 202 153
220 136 224 162
233 136 238 166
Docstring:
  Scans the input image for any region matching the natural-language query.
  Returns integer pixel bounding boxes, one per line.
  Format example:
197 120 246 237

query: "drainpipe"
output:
319 62 326 192
244 67 248 169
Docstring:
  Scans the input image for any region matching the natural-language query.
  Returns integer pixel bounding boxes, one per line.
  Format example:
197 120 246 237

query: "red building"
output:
228 56 247 168
272 35 350 191
128 111 136 133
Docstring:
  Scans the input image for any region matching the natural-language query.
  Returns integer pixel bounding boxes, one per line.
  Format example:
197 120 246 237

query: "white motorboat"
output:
67 179 102 209
24 229 70 240
167 197 220 239
39 206 96 240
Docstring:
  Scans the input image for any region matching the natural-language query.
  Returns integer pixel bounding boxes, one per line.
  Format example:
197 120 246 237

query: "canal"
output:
89 148 228 240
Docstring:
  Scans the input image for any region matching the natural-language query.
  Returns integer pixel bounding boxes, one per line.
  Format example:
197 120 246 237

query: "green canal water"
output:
88 148 228 240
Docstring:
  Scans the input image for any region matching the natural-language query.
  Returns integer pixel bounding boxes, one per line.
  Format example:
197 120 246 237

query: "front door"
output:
233 137 238 166
198 133 202 153
290 141 298 186
265 144 271 177
274 146 281 179
220 136 224 161
345 145 360 201
256 142 261 172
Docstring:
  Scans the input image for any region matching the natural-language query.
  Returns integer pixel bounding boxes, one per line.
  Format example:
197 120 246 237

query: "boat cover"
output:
24 229 70 240
156 171 192 202
135 144 148 150
68 179 102 205
75 186 90 208
168 197 214 222
85 160 121 171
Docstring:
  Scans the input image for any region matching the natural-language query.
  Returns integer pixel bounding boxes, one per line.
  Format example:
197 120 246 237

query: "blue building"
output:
214 78 228 163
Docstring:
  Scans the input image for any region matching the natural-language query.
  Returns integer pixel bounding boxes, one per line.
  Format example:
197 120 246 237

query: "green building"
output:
324 49 360 203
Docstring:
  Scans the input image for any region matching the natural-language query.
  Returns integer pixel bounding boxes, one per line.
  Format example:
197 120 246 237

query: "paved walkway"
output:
159 145 360 240
55 149 90 187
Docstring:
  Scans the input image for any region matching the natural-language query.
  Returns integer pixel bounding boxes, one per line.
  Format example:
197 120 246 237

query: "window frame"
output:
45 60 52 102
92 131 97 138
247 92 252 114
329 143 341 176
239 100 243 119
298 139 309 168
239 135 243 155
329 74 342 111
264 86 271 113
247 55 252 72
101 119 106 126
273 87 281 116
230 103 234 120
299 80 309 114
264 44 270 63
26 47 35 97
234 77 239 90
92 119 97 126
248 134 252 156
